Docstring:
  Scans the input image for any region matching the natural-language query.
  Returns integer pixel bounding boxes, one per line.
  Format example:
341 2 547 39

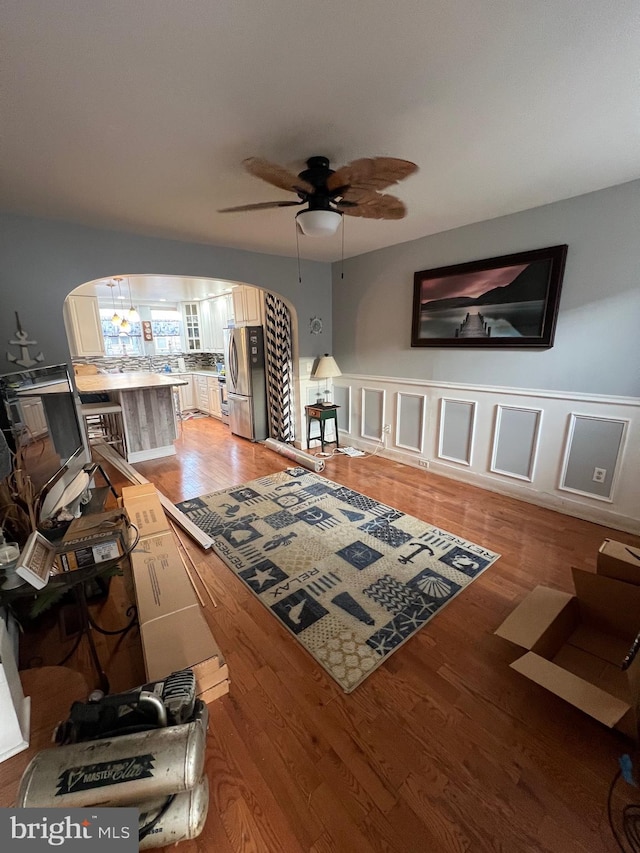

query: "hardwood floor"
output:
18 418 640 850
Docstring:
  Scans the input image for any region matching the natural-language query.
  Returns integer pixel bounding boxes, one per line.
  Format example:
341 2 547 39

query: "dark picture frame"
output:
411 244 568 349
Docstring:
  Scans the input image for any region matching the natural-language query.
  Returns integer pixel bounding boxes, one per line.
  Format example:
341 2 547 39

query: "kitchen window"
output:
100 310 143 356
151 309 182 353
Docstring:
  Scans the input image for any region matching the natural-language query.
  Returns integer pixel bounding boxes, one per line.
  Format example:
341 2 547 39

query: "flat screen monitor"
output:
0 364 89 522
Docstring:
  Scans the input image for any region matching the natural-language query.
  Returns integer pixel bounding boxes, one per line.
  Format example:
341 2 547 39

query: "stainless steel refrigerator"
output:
224 326 268 441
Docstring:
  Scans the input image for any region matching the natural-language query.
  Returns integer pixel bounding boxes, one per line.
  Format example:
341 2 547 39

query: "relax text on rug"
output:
177 468 500 692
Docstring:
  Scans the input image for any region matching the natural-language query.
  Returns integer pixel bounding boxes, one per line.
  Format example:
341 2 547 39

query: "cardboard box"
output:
140 605 228 696
56 510 128 572
495 568 640 739
597 539 640 586
130 532 198 625
122 484 230 703
121 483 169 539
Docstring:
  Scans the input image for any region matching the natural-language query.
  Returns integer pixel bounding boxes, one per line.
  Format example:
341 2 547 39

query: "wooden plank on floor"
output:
93 439 214 549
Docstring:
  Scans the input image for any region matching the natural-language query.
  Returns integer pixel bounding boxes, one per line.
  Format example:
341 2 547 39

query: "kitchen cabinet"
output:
177 375 194 411
209 294 232 350
231 286 262 327
207 376 221 419
195 374 209 413
182 302 203 352
66 295 105 357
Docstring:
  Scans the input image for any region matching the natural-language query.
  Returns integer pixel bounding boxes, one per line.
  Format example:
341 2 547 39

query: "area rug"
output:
176 468 500 692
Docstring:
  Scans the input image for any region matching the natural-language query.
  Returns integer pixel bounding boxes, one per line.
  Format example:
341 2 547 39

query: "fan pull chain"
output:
295 220 302 284
341 215 345 280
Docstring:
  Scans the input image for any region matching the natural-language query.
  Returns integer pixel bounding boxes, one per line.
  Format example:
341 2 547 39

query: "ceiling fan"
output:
218 155 418 236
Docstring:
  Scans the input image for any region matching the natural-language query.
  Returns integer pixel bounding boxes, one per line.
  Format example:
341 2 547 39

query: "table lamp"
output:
313 354 341 404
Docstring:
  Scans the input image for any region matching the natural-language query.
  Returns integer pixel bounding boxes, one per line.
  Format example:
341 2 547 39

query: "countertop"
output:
188 369 225 377
76 372 188 392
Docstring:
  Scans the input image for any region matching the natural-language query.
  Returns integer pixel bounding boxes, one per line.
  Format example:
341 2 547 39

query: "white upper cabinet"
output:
231 286 263 327
182 302 203 351
66 295 105 357
209 294 232 350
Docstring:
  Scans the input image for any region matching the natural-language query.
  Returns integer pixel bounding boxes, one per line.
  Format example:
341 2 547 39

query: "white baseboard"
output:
341 435 639 535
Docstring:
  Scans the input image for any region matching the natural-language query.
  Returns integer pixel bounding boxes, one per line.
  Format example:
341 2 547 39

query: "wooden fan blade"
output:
218 200 303 213
243 157 315 195
337 192 406 220
327 157 418 194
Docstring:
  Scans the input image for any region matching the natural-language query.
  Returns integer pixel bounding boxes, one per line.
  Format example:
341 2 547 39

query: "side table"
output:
305 404 340 453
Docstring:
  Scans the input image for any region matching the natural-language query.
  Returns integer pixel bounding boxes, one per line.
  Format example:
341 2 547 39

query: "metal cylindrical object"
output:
17 715 207 808
264 437 325 472
138 774 210 849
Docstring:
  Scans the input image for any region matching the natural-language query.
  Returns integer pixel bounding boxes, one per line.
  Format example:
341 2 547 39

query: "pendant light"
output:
112 277 130 332
107 280 121 325
126 277 139 322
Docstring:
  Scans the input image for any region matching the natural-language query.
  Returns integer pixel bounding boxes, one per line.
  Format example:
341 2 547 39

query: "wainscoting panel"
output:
332 384 351 435
559 413 628 501
491 405 542 481
395 392 426 453
361 387 385 441
438 398 476 466
331 373 640 533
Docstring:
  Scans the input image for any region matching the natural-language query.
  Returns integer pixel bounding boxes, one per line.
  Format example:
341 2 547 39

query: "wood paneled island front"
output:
75 372 187 463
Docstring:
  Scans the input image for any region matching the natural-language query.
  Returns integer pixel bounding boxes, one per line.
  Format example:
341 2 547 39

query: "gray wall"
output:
0 215 332 371
332 180 640 397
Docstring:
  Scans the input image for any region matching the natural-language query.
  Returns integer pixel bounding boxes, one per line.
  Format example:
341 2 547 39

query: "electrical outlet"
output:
419 460 429 468
592 467 607 483
383 424 391 434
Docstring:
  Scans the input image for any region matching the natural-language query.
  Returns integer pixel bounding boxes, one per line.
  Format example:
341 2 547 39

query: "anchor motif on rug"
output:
6 312 44 368
398 541 435 565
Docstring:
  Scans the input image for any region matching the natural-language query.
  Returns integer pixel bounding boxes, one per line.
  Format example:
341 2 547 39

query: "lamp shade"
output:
313 354 341 380
296 209 342 237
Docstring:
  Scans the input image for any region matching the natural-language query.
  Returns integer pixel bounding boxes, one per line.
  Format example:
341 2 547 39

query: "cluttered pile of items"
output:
1 478 230 847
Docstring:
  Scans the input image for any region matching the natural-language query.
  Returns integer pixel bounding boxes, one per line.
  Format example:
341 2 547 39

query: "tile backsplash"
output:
72 353 224 373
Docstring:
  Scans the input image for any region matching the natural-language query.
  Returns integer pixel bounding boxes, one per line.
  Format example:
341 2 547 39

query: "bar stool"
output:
80 401 127 457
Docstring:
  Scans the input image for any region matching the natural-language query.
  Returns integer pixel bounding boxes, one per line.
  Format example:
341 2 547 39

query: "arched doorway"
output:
64 274 299 445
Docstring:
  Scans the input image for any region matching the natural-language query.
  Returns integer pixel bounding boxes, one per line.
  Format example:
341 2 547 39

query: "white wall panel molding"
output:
395 392 426 453
490 405 543 482
361 387 385 441
559 413 629 503
437 398 476 466
333 374 640 534
333 384 351 434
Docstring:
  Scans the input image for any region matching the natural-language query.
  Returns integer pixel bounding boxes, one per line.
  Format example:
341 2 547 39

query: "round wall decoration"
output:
309 317 323 335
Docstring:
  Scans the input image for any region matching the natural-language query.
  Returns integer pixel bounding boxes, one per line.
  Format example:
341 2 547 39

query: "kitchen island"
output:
75 372 187 463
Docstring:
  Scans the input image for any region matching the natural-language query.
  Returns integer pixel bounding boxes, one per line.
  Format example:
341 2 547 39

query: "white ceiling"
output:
74 274 236 304
3 1 639 264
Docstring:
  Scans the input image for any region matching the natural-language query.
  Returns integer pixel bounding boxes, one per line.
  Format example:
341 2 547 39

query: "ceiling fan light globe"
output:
296 209 342 237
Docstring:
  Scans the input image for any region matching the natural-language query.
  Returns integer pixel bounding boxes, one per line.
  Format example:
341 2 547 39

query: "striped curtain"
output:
263 292 295 442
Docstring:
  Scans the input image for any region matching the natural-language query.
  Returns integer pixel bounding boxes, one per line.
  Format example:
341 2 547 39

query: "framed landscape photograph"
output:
411 244 568 349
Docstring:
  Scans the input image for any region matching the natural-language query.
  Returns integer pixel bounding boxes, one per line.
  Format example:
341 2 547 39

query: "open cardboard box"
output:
121 483 230 703
597 538 640 585
495 565 640 739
